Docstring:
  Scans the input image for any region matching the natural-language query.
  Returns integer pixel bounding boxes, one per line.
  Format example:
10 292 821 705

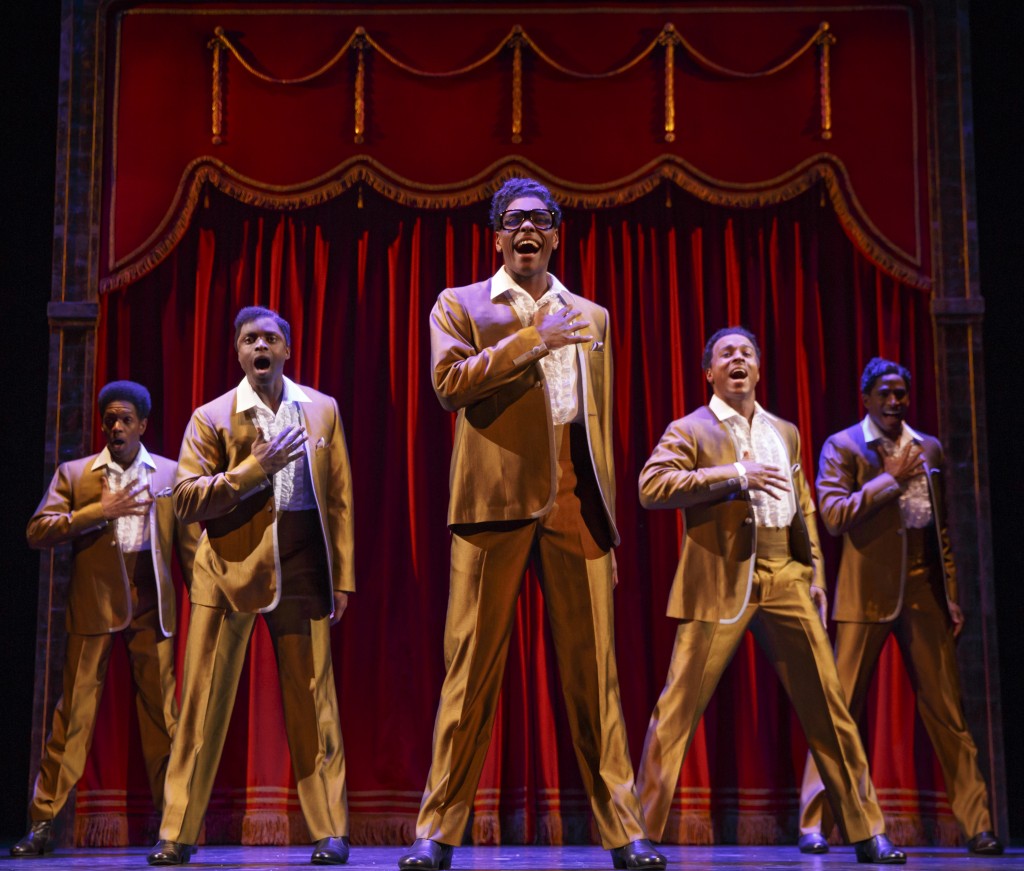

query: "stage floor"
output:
0 845 1020 870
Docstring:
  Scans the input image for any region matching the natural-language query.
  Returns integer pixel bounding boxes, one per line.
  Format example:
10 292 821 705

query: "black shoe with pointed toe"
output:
967 831 1004 856
854 835 906 865
798 832 829 854
10 821 54 857
397 838 454 870
312 836 350 865
610 838 667 870
147 840 197 866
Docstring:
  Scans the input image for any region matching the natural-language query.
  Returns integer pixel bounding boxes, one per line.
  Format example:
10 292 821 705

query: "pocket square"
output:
315 436 327 451
155 487 173 498
590 341 605 353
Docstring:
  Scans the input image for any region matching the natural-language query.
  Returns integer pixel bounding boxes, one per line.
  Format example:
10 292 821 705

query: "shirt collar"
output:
709 393 765 423
861 414 922 446
91 443 156 473
489 266 570 304
235 375 311 415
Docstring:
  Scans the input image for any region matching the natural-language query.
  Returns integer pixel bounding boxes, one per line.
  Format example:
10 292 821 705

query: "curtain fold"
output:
77 182 951 846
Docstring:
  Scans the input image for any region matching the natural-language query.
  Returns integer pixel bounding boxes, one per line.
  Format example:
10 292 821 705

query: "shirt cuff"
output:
734 462 749 490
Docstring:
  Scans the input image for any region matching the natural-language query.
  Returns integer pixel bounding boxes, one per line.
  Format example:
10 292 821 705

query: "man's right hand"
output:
251 425 308 476
533 303 592 350
740 461 791 500
881 442 925 485
100 476 153 519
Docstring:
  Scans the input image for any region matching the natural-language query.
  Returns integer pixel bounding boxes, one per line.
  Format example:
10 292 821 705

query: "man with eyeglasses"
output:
398 178 664 871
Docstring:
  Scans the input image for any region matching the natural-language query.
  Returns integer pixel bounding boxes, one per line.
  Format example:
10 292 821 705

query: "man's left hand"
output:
331 591 349 625
810 585 828 629
948 601 965 638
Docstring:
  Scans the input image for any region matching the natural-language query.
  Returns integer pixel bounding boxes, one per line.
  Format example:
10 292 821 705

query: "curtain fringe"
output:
662 812 715 845
883 813 962 847
536 811 594 845
735 814 786 845
350 815 417 845
74 812 129 847
718 813 786 845
471 812 501 846
241 810 309 845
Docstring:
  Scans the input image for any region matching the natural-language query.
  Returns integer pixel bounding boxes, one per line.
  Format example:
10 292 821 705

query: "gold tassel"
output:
354 28 366 145
660 24 677 143
208 26 225 145
511 26 523 144
817 21 836 140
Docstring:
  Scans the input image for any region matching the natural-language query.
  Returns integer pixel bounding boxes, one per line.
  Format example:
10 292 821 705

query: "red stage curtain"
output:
78 181 953 847
103 4 929 286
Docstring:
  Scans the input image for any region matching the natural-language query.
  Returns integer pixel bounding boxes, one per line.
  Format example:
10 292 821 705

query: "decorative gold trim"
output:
817 22 836 140
353 28 366 144
209 27 224 145
101 153 930 294
511 27 523 144
675 21 827 78
660 25 677 143
210 24 359 84
205 22 831 147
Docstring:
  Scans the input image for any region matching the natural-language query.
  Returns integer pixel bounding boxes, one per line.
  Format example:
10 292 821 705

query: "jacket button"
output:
743 517 753 525
266 504 273 513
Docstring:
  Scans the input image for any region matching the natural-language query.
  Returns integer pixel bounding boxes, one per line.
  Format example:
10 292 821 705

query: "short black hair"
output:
860 357 912 394
489 177 562 231
234 306 291 347
98 380 151 419
701 326 761 369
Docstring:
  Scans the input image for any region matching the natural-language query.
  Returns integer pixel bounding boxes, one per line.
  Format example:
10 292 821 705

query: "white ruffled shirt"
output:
236 376 317 512
710 394 797 528
491 267 581 425
91 444 154 553
862 416 932 529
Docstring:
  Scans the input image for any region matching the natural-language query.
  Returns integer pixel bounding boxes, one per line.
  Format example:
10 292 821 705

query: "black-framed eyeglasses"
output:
499 209 557 231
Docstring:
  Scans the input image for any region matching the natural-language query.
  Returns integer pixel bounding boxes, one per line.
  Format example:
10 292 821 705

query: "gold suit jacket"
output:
27 452 198 636
639 406 823 623
817 423 957 622
174 384 355 613
430 278 617 541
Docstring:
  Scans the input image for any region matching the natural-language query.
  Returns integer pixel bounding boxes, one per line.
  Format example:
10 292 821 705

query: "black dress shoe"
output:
967 831 1004 855
797 832 829 854
312 836 350 864
10 820 54 857
610 838 667 870
397 838 454 870
147 840 197 866
854 834 906 865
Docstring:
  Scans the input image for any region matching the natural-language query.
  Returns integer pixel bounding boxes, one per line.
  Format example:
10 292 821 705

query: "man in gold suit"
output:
148 306 354 866
797 357 1003 857
398 178 664 871
13 381 198 858
635 328 906 864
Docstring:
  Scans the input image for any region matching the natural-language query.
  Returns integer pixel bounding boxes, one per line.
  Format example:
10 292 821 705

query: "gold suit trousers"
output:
415 424 648 850
799 530 993 839
637 528 885 844
159 510 348 844
30 554 177 821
